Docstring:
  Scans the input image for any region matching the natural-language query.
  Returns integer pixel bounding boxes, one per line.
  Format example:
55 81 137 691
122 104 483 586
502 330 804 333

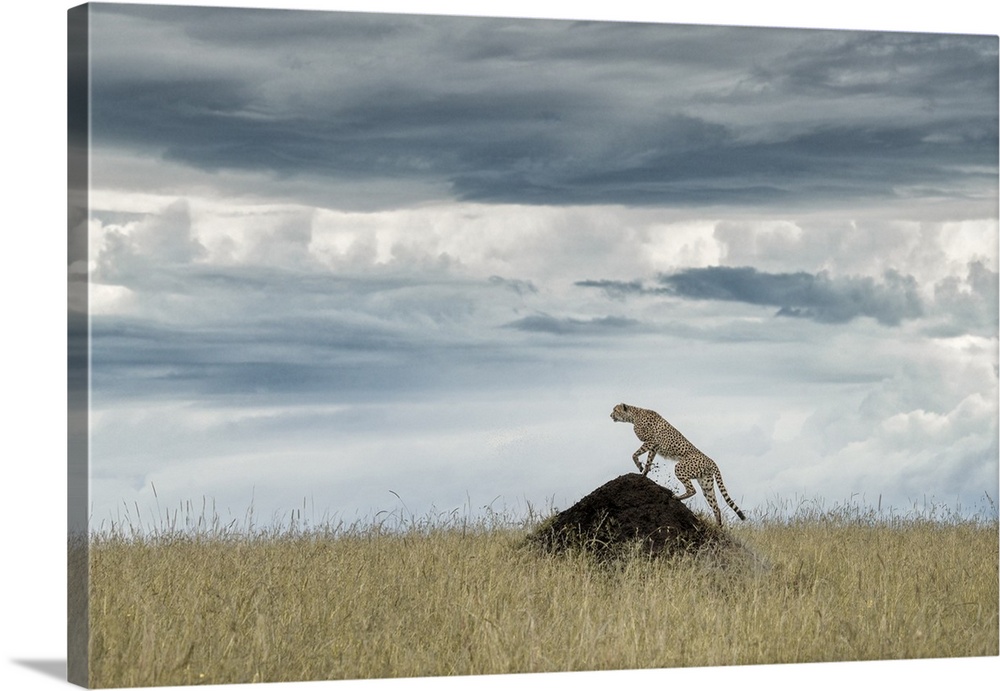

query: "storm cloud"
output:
579 260 997 332
88 6 998 211
659 266 925 325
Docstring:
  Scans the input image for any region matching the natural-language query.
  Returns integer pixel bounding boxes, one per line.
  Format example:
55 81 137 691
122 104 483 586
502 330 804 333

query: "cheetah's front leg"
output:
642 449 656 476
632 443 654 474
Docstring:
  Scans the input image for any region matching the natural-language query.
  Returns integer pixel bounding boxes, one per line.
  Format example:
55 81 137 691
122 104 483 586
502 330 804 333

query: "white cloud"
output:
93 199 205 285
715 217 998 286
92 194 998 311
86 200 997 505
748 332 999 509
89 283 136 315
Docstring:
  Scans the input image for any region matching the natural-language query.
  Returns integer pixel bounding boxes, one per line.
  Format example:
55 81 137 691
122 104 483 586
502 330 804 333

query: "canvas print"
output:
67 2 999 688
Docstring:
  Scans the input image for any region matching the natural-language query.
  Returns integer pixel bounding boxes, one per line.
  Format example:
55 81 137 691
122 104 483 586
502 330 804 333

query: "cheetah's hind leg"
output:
675 477 697 501
697 476 723 526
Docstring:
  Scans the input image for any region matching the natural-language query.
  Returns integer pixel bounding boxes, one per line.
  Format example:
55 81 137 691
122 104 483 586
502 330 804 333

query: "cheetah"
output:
611 403 746 525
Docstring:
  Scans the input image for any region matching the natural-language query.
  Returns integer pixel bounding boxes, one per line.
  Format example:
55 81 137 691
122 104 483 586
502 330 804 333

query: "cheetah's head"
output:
610 403 634 423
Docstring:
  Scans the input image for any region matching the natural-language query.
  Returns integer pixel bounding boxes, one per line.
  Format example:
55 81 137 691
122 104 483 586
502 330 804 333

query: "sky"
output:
76 1 999 532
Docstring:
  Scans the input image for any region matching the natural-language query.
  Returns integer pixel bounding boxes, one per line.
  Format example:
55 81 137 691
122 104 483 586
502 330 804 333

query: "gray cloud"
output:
579 261 999 334
660 266 925 325
573 279 645 300
503 314 641 335
88 239 563 404
88 5 997 210
488 275 539 296
578 267 927 326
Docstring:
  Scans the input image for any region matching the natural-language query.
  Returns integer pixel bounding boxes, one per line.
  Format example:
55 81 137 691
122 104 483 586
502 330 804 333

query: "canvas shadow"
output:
12 658 66 681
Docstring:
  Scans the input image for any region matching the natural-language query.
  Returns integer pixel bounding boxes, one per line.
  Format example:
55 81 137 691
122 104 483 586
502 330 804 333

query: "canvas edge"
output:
67 3 91 688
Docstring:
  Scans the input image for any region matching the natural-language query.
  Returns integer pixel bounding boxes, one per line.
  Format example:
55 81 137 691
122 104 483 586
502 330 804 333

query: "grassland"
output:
84 501 998 688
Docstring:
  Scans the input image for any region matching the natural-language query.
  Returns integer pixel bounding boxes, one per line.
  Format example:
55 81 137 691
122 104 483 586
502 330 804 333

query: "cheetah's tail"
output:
714 469 746 521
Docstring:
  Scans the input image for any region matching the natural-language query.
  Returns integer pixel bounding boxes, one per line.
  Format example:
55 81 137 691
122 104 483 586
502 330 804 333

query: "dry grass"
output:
85 500 999 688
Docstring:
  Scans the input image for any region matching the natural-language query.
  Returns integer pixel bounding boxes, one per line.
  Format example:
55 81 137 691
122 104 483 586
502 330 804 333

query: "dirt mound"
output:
528 473 724 559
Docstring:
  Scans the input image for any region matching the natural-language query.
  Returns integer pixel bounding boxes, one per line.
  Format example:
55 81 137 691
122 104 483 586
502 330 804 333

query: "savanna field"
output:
79 499 999 688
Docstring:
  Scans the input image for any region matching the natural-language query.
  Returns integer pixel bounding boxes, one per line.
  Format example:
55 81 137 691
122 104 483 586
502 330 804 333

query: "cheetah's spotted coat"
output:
611 403 746 525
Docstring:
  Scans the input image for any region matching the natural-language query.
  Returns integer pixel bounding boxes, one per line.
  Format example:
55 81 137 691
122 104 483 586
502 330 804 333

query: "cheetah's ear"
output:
621 403 628 410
